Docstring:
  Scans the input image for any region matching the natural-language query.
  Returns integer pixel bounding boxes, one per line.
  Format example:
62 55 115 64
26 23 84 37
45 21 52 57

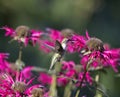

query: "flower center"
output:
12 81 26 93
31 88 43 97
61 29 74 38
15 25 30 38
86 38 104 52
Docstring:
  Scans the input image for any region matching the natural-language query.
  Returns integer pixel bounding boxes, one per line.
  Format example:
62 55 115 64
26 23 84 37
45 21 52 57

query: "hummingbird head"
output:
55 38 73 54
61 38 70 49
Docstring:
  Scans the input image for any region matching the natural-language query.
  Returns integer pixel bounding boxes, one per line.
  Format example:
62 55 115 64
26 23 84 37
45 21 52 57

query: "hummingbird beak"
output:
67 39 75 42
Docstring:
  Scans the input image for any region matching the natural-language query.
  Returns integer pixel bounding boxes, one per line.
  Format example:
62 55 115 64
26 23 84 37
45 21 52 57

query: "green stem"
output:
49 74 57 97
49 62 60 97
18 44 23 61
64 81 73 97
15 44 24 71
75 59 93 97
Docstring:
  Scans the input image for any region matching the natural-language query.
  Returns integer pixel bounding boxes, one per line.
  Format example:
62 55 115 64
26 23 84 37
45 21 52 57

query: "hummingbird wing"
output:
43 42 55 52
55 40 64 54
49 40 64 71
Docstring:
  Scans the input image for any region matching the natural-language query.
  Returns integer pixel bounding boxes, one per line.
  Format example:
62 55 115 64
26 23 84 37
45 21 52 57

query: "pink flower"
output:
0 53 17 77
60 61 93 87
28 29 43 46
81 48 120 72
62 61 75 70
67 34 86 53
81 51 104 69
0 72 35 96
0 53 31 77
57 76 69 86
0 52 9 58
65 69 76 77
25 84 44 97
102 49 120 72
85 72 92 85
61 61 76 78
22 29 43 46
47 28 64 42
21 66 34 79
80 33 120 72
3 25 44 46
0 53 11 72
38 73 52 85
56 61 77 86
2 26 15 37
77 72 92 86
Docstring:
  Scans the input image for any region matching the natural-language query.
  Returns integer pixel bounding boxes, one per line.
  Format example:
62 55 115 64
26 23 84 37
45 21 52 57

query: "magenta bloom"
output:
27 29 43 46
25 84 44 97
81 48 120 72
65 69 76 78
67 34 87 53
38 28 64 53
21 29 43 46
57 76 69 86
58 61 93 87
80 33 120 72
3 26 43 46
62 61 76 77
0 53 11 72
21 66 34 79
47 28 64 42
0 74 27 97
0 53 33 78
38 73 52 85
0 53 19 77
0 53 9 63
56 61 77 86
2 26 15 37
77 72 92 87
0 72 36 96
102 48 120 72
62 61 75 70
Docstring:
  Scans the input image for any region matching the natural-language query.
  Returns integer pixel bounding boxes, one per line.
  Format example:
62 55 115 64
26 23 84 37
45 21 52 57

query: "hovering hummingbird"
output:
49 38 69 71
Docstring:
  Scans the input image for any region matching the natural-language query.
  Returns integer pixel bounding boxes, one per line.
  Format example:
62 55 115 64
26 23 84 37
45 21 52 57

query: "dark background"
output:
0 0 120 96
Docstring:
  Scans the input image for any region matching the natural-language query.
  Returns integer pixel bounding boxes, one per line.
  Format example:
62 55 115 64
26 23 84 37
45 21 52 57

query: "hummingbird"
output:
49 38 69 71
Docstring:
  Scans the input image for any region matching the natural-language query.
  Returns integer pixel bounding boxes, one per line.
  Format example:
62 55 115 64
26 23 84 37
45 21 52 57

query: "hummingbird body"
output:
49 38 68 71
49 53 62 71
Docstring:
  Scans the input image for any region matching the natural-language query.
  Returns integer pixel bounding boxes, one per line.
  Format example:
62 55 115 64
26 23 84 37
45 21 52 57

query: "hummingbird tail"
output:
49 63 54 71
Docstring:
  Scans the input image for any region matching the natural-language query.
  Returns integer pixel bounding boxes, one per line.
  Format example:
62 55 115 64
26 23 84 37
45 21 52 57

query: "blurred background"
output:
0 0 120 96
